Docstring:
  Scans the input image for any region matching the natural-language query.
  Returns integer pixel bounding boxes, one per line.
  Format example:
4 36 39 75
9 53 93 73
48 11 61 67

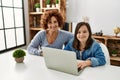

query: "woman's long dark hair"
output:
72 22 93 50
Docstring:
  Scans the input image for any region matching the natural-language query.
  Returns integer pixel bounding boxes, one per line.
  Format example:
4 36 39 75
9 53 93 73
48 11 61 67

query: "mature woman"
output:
27 10 73 56
64 22 106 69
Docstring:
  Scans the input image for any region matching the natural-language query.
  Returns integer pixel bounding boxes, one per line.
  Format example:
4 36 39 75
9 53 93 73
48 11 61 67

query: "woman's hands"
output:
77 60 91 69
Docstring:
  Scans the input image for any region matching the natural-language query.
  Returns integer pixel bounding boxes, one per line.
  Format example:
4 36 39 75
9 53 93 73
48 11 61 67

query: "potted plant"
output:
111 50 118 57
13 49 26 63
46 0 50 8
51 3 55 8
35 3 40 12
55 0 59 8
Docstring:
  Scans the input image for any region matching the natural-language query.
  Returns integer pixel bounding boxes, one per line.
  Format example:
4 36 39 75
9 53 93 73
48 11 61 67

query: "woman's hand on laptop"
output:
77 60 91 69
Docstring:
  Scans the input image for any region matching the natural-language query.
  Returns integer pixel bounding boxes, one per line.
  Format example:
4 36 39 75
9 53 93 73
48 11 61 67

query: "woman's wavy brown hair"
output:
41 10 64 30
72 22 93 50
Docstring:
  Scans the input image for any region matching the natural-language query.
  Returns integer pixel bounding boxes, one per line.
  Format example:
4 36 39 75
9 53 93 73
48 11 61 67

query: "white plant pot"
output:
56 4 59 8
36 8 40 12
112 54 117 57
52 4 55 8
47 5 50 8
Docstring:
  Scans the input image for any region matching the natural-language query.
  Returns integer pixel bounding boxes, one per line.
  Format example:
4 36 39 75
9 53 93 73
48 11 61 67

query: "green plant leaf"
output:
35 3 40 8
56 0 59 4
111 50 118 54
13 49 26 58
46 0 50 4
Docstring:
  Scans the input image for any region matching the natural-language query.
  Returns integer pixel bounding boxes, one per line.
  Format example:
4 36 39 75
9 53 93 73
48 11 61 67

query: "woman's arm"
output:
27 31 44 56
88 43 106 67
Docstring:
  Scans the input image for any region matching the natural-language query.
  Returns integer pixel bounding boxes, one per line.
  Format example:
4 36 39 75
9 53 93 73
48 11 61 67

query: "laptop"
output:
42 47 83 75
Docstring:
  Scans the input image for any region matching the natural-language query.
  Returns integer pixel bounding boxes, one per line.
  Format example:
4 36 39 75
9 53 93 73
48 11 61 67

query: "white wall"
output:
66 0 120 36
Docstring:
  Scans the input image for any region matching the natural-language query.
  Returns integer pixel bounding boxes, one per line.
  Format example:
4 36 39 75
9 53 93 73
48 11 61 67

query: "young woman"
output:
64 22 106 69
27 10 73 56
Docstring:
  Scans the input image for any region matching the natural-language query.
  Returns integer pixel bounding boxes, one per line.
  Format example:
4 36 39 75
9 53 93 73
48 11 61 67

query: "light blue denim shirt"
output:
27 30 73 56
64 38 106 67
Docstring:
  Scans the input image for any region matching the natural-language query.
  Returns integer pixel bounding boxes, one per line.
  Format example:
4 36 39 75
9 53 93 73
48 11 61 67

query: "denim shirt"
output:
64 39 106 67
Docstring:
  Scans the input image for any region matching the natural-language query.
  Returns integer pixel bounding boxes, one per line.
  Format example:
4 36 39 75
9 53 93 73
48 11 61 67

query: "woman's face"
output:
77 25 89 43
47 16 59 32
